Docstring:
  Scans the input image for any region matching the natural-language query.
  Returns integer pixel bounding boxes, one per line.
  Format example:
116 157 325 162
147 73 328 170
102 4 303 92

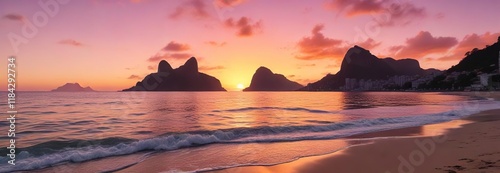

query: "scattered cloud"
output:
296 24 376 61
147 65 155 70
224 17 262 37
127 75 142 80
296 24 344 60
389 31 458 59
327 0 384 16
356 38 381 50
58 39 84 47
287 75 296 78
147 53 193 62
205 41 227 47
3 14 25 22
435 12 445 19
163 41 191 52
214 0 246 7
297 63 317 69
199 65 225 71
169 0 210 20
439 32 500 60
325 0 426 26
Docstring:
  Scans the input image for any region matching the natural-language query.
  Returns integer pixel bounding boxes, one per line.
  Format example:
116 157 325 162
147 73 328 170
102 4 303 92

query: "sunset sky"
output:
1 0 500 91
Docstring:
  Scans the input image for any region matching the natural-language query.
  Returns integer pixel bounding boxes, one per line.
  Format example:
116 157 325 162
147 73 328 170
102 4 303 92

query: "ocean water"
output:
0 92 499 172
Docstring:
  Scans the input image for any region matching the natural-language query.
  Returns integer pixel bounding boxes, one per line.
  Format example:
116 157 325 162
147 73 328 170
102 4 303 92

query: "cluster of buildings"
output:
344 75 421 91
343 73 441 91
468 54 500 90
469 73 500 91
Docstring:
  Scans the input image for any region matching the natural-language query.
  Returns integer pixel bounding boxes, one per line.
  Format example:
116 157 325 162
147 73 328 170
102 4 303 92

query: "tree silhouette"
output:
498 36 500 42
465 51 471 57
471 48 479 54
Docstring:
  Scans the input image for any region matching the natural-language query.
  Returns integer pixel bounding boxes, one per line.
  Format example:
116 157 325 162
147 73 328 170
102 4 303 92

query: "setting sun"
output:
237 83 245 90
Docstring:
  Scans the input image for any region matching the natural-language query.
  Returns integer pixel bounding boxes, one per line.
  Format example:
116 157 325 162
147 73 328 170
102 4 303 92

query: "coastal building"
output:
479 74 491 87
412 79 425 88
345 78 359 90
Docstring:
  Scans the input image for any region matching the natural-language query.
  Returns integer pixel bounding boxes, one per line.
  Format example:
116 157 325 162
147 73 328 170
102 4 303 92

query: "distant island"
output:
244 67 303 91
123 57 226 91
52 83 95 92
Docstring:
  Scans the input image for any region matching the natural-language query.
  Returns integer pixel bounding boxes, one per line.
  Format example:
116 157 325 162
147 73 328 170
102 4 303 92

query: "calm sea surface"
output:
1 92 499 172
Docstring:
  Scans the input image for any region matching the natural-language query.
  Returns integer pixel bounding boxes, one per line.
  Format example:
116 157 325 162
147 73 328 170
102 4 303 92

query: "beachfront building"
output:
479 74 491 87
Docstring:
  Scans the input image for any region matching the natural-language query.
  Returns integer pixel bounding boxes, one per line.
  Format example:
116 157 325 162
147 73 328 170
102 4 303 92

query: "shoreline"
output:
210 109 500 173
444 91 500 101
209 93 500 173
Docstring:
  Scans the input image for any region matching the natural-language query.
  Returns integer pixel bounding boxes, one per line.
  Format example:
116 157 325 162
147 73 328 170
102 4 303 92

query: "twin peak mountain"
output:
123 57 226 91
124 46 431 91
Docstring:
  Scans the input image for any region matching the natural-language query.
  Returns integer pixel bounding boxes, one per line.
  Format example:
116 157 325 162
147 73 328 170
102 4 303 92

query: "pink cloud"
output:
169 0 210 20
334 0 384 16
163 41 191 52
147 65 155 70
390 31 458 59
224 17 262 37
127 75 142 80
3 14 25 22
214 0 246 7
326 0 426 26
356 38 381 50
147 53 193 62
296 24 377 61
58 39 84 47
205 41 227 47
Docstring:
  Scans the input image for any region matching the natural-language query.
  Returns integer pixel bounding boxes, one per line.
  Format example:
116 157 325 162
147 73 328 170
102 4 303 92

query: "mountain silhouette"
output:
52 83 95 92
301 45 426 90
244 66 303 91
123 57 226 91
448 37 500 73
